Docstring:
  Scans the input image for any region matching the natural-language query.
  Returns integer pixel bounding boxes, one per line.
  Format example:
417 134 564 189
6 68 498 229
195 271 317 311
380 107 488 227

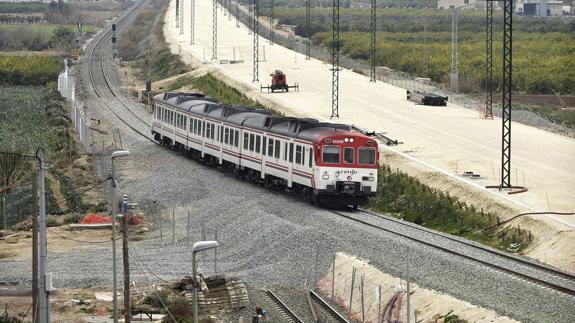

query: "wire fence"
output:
221 0 574 138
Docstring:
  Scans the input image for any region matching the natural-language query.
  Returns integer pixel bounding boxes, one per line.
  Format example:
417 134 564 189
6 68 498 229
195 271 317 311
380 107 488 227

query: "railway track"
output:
86 0 154 141
329 207 575 297
79 0 575 314
309 290 350 323
265 289 305 323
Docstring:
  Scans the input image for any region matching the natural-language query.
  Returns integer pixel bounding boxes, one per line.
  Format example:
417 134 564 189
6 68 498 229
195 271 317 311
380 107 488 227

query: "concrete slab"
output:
165 0 575 231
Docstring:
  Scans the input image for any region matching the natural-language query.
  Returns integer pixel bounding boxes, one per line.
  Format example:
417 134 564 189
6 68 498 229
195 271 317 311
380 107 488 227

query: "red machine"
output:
260 70 299 93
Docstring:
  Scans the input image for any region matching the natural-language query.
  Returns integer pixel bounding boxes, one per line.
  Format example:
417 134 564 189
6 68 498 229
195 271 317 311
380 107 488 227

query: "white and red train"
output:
151 92 379 207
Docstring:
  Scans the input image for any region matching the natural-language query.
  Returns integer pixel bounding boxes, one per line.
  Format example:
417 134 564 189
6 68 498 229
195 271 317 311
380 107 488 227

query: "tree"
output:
0 152 30 229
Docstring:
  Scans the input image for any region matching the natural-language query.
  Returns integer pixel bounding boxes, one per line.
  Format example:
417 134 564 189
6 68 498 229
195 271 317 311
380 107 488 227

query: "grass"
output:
0 2 47 13
368 165 531 253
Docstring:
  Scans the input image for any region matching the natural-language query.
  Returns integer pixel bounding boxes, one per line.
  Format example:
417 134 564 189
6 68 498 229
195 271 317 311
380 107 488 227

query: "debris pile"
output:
170 274 250 312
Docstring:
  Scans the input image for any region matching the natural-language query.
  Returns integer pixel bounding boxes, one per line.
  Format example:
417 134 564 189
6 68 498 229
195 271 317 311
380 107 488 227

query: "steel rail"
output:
309 290 350 323
358 207 575 284
265 289 305 323
328 209 575 296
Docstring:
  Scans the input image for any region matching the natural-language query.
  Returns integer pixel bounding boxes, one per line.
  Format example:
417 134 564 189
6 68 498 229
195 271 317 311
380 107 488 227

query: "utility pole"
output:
252 0 259 82
212 0 218 60
32 171 38 322
36 148 50 323
180 0 184 35
485 0 494 119
305 0 311 59
331 0 340 119
122 194 131 323
190 0 195 45
406 247 411 323
269 0 274 45
450 8 459 92
369 0 376 82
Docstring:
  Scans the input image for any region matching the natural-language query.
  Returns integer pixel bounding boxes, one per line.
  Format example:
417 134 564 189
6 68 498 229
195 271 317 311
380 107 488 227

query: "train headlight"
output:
322 172 329 180
344 138 349 143
362 176 375 181
349 138 354 143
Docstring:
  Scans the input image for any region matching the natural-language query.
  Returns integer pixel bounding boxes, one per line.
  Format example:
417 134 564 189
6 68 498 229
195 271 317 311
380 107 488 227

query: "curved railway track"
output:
80 0 575 312
329 208 575 297
86 0 153 140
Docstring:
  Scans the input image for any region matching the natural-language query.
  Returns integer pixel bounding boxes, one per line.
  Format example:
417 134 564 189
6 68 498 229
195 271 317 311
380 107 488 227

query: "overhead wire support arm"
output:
331 0 340 119
253 0 259 82
369 0 376 82
305 0 311 60
175 0 180 27
484 0 494 119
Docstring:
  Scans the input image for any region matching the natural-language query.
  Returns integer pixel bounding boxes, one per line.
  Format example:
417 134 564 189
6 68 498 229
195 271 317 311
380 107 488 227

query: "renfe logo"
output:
336 170 358 176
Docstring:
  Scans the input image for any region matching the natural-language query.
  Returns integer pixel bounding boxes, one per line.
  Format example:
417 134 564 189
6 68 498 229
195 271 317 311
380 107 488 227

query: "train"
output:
151 92 379 207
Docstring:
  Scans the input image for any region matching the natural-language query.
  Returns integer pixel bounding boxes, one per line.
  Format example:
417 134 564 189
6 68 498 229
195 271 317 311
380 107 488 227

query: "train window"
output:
202 121 206 137
234 130 239 147
295 145 302 164
249 134 255 151
309 148 313 168
256 136 261 154
274 140 280 159
358 147 376 165
284 143 288 161
211 124 215 140
206 123 210 138
243 133 249 150
344 147 354 164
262 137 267 154
322 146 340 164
268 139 274 157
224 128 229 144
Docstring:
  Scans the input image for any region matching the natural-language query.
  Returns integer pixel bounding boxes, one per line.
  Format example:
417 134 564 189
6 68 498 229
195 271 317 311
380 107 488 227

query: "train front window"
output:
358 147 376 165
322 146 340 164
343 147 354 164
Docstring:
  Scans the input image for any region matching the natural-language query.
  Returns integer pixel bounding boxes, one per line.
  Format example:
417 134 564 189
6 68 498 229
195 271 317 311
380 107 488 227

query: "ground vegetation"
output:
368 165 531 252
118 0 188 81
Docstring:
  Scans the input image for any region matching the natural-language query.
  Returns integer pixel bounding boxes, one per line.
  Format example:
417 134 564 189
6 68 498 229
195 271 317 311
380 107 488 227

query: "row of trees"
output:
0 15 45 25
271 8 575 94
0 25 77 51
311 31 575 94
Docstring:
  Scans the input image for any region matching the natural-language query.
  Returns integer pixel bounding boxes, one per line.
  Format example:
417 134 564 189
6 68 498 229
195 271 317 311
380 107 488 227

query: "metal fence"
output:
222 1 574 138
58 64 91 152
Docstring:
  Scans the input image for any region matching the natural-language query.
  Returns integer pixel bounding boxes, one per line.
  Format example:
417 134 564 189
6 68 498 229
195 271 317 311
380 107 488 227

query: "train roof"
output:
154 92 372 144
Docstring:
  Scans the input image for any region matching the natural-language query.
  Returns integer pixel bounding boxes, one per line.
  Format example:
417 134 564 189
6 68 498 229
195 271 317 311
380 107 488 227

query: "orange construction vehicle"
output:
260 70 299 93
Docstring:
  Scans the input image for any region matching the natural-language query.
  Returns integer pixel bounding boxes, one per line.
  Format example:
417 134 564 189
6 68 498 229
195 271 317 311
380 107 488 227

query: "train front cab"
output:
314 135 379 207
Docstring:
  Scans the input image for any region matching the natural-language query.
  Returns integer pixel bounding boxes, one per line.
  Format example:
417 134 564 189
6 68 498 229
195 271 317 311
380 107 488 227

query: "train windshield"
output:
322 146 340 163
358 147 376 165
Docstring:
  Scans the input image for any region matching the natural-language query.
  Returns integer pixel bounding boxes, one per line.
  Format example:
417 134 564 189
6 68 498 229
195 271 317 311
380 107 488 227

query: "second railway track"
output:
329 208 575 297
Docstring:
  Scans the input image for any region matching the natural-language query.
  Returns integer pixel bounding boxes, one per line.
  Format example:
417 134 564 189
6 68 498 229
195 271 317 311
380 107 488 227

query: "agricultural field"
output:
0 86 105 225
0 55 63 86
272 7 575 95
